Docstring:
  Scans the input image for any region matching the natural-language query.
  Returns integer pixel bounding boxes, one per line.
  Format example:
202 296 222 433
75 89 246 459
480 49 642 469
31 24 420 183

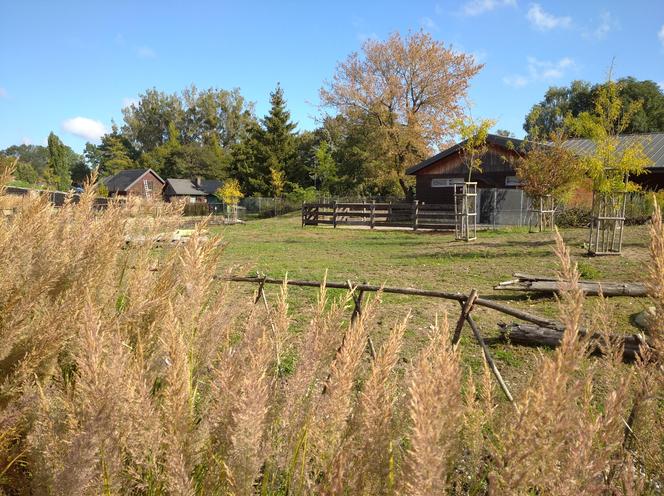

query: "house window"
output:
505 176 522 187
189 197 196 203
143 179 152 198
431 177 464 188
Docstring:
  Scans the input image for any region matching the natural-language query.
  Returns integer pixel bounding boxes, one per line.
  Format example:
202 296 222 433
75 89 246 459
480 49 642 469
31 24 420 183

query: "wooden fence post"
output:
332 200 338 228
412 200 419 231
370 200 375 229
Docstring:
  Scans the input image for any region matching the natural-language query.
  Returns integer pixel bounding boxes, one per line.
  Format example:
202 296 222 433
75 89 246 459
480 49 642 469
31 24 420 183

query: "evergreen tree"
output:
259 84 298 185
46 132 72 191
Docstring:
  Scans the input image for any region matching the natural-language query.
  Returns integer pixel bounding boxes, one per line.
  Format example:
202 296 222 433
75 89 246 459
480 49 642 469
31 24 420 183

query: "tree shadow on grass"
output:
412 250 554 261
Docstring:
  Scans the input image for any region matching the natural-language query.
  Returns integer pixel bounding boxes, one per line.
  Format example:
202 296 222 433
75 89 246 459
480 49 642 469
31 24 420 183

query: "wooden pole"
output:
370 200 375 229
452 288 478 345
466 314 515 403
412 200 419 231
224 275 562 329
332 201 338 228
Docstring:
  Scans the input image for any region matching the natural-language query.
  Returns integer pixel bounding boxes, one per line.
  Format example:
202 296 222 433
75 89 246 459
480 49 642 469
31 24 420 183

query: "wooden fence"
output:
302 201 456 230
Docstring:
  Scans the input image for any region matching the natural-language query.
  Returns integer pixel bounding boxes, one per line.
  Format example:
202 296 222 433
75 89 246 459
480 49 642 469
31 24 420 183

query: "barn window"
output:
431 177 464 187
505 176 522 186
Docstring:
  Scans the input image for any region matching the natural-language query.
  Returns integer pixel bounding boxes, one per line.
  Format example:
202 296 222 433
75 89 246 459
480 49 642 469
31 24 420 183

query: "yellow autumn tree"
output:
452 115 496 182
216 179 243 221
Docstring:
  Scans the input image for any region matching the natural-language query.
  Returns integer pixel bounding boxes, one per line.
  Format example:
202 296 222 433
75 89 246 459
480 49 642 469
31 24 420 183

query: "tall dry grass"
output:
0 162 662 495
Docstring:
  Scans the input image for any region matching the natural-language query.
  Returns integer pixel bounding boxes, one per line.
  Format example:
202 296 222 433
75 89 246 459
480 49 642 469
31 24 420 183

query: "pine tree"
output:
259 84 298 185
46 132 72 191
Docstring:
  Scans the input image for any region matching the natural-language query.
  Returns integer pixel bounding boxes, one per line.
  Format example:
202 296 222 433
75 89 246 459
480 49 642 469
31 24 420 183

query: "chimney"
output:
194 176 202 188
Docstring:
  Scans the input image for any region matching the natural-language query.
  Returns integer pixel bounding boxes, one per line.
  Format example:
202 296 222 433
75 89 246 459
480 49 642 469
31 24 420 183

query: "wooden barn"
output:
406 134 523 205
407 133 664 204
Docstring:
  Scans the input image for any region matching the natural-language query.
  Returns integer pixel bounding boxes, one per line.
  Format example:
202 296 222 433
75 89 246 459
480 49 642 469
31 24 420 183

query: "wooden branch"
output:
466 314 515 404
224 276 561 329
495 273 647 297
498 322 648 362
452 289 478 345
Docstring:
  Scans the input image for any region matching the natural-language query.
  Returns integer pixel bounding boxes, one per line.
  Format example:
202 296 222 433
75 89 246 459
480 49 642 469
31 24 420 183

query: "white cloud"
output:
502 74 529 88
61 117 107 142
527 3 571 31
420 16 438 30
659 24 664 48
591 11 615 39
503 56 574 88
461 0 516 16
0 87 7 98
470 49 488 64
21 137 31 145
136 46 156 59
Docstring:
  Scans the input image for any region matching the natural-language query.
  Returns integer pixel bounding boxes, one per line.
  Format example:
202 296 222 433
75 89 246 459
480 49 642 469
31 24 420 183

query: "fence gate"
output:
454 182 477 241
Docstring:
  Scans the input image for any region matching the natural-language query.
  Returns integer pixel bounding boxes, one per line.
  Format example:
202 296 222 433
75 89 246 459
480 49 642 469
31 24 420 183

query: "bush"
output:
556 207 591 227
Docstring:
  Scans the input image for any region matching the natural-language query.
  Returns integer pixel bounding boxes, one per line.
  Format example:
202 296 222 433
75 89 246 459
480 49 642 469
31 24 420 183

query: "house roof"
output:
102 169 165 192
406 134 526 175
562 133 664 167
406 132 664 176
164 178 207 196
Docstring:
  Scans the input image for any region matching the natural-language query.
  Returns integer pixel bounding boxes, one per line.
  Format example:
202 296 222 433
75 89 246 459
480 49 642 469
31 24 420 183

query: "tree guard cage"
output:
528 195 555 233
588 191 627 255
454 182 477 241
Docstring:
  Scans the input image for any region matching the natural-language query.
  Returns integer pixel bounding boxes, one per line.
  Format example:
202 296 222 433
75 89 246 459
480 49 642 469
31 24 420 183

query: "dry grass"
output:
0 163 662 494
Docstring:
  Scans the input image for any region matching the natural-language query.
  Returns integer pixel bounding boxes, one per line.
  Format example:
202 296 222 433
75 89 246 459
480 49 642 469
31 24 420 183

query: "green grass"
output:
210 213 653 392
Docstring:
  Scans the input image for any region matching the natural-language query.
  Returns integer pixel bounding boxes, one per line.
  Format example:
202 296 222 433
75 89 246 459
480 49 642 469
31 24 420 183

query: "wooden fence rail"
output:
224 274 653 403
302 201 456 231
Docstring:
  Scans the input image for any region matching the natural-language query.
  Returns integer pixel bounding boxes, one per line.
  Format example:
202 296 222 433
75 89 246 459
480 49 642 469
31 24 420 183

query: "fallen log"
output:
498 322 648 362
495 272 647 297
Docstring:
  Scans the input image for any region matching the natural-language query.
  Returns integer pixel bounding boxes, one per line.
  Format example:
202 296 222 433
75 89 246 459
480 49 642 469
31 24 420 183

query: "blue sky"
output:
1 0 663 153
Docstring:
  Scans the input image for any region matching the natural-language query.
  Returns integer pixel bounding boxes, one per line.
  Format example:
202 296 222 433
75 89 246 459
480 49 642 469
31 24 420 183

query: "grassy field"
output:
212 213 653 393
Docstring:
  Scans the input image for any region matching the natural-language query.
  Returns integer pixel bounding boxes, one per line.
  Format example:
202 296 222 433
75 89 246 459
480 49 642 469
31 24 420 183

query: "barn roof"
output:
164 178 207 196
103 169 164 192
562 133 664 167
406 134 526 175
406 132 664 175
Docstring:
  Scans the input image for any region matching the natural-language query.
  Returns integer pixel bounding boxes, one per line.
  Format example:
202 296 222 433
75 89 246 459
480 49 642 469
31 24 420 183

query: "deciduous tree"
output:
524 77 664 138
453 115 496 182
320 30 482 197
